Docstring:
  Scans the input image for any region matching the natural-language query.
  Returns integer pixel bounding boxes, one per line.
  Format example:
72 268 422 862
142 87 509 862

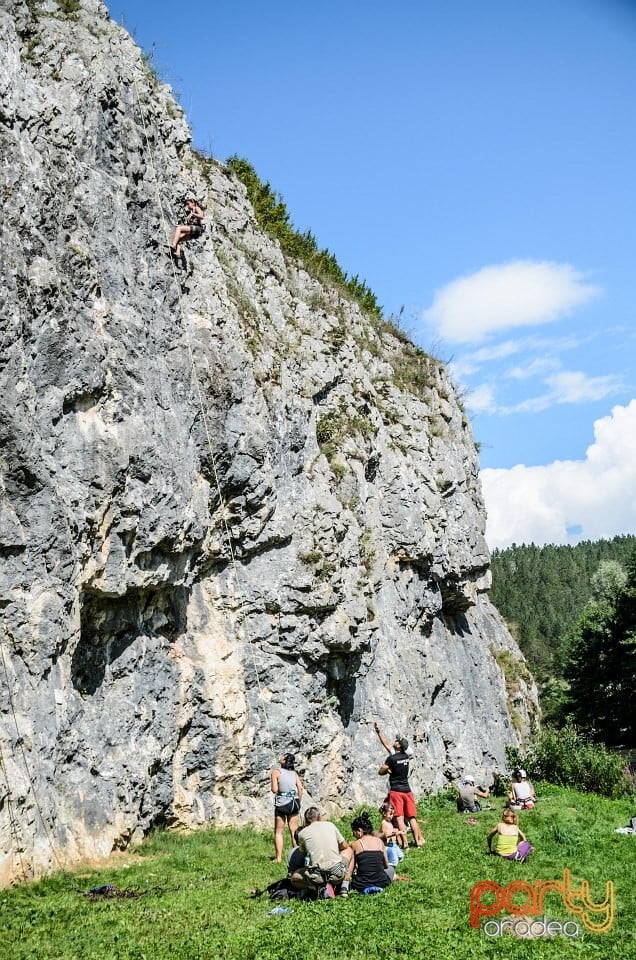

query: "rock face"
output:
0 0 538 884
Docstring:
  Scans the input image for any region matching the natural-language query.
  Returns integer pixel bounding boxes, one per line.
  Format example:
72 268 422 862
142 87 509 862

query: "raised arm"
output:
374 721 392 754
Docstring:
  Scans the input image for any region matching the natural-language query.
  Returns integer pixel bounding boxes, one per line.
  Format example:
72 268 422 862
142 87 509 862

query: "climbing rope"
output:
0 267 75 881
0 626 66 875
0 686 27 881
130 66 277 767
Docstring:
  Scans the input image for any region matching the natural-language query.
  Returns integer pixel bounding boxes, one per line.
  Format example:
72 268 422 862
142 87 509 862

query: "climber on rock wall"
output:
170 197 206 265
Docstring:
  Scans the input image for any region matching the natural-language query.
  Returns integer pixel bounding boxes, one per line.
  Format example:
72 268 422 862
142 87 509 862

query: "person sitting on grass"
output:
457 774 490 812
487 807 532 861
289 807 353 899
378 800 407 865
508 769 536 809
340 811 395 898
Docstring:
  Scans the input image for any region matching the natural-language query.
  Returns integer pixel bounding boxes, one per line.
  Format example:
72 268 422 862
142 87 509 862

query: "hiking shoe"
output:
322 883 335 899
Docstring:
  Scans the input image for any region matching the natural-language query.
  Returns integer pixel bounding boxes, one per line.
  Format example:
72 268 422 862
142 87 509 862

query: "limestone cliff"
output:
0 0 538 884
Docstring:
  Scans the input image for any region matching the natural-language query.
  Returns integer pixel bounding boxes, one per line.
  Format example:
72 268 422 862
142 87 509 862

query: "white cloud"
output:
481 400 636 548
450 339 526 379
467 383 497 413
504 370 623 414
545 370 623 404
424 261 600 344
451 332 594 381
466 368 623 416
506 357 561 380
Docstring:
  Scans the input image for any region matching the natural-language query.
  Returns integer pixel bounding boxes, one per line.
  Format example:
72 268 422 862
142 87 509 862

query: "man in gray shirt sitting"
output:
289 807 353 898
457 775 490 812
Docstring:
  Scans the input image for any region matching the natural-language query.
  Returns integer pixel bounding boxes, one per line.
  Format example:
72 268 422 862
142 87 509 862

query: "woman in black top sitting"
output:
340 811 394 897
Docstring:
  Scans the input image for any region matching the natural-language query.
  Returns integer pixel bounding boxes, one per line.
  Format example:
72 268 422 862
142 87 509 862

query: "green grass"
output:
1 785 634 959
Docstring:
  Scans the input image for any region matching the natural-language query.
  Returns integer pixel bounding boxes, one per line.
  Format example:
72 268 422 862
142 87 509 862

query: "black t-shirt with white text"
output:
386 752 411 792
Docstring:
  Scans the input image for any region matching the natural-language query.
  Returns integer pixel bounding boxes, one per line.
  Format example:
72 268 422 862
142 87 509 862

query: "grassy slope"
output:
1 786 634 960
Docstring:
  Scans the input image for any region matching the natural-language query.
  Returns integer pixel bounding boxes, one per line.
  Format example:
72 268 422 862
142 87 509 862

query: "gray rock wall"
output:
0 0 538 884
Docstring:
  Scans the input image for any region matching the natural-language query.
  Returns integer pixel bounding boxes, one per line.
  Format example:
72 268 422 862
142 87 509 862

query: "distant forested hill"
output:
490 534 636 681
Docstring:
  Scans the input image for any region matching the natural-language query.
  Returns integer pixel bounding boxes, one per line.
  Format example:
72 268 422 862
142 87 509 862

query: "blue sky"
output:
108 0 636 547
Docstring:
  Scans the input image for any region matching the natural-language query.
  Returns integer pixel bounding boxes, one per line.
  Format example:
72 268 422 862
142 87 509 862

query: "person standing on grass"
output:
271 752 303 863
374 721 425 847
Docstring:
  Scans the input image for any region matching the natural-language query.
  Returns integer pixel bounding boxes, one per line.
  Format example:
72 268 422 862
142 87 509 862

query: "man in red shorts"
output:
374 722 425 847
